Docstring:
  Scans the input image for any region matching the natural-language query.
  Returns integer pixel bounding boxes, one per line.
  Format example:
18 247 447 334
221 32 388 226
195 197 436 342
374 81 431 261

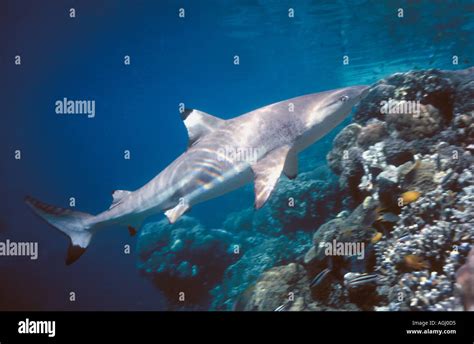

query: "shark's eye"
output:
340 95 349 103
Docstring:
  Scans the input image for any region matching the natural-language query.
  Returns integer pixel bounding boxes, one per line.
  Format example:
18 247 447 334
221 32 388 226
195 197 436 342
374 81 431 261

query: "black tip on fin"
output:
65 243 86 265
180 108 193 121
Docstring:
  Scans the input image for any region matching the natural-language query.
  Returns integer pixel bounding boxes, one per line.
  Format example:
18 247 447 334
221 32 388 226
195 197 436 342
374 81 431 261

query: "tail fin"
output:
25 196 96 265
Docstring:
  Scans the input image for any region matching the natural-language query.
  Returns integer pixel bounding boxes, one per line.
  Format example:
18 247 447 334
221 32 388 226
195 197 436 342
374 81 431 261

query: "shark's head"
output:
304 85 370 129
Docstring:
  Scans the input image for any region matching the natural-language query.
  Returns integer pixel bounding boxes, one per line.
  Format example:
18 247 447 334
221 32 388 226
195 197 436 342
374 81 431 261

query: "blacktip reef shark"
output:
26 85 369 264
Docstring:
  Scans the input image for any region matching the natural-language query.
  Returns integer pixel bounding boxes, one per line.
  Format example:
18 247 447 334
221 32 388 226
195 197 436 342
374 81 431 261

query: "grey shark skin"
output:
26 85 369 264
456 248 474 311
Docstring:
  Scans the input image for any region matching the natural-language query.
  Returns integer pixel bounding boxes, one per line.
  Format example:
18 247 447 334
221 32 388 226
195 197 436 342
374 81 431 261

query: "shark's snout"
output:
337 85 370 106
355 85 370 100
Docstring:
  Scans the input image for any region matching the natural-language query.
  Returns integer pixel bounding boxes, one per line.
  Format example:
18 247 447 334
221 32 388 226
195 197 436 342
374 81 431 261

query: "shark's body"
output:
26 85 369 264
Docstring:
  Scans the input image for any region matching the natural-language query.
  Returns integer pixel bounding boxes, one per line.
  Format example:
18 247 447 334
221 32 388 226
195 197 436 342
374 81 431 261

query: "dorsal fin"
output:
181 109 225 147
110 190 131 209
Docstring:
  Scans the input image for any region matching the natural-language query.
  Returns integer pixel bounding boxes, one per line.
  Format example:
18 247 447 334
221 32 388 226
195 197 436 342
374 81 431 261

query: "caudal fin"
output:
25 196 96 265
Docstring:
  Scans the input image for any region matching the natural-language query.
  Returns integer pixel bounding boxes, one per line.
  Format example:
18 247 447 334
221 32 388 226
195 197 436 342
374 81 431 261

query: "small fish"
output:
274 303 288 312
210 229 231 236
404 254 429 270
441 170 455 185
383 213 400 222
310 268 332 289
398 233 412 242
401 191 421 204
402 159 421 183
371 232 383 244
344 273 379 289
380 212 400 223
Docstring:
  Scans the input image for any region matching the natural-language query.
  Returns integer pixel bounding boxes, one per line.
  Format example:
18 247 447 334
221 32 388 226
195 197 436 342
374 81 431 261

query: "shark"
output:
25 85 369 264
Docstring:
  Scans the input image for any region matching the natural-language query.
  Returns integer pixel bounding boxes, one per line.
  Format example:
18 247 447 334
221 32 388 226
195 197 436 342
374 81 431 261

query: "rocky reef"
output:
232 67 474 311
324 67 474 311
136 216 239 306
137 67 473 311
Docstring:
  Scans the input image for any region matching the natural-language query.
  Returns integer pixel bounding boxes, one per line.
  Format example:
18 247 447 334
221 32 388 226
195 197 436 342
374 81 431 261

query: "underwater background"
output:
0 0 473 310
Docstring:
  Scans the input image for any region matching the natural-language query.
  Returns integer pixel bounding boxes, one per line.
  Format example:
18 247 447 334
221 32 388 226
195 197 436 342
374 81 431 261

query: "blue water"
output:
0 0 472 310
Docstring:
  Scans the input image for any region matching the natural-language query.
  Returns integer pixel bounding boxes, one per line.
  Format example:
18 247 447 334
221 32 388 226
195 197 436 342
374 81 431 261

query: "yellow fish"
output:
404 254 429 270
401 191 421 204
371 232 383 244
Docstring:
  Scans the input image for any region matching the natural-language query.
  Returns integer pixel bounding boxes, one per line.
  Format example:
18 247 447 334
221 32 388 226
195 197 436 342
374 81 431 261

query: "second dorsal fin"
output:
181 109 225 146
110 189 131 209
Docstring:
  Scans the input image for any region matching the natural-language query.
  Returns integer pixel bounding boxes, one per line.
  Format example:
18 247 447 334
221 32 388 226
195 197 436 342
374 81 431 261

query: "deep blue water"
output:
0 0 473 310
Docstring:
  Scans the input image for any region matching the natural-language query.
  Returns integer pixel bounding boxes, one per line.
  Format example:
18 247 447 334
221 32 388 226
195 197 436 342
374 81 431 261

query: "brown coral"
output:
386 103 443 140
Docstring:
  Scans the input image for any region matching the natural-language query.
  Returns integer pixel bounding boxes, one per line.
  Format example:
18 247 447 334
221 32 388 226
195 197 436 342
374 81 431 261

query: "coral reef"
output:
137 166 339 309
136 216 239 305
210 166 340 310
137 67 474 311
374 183 473 311
230 263 357 311
235 67 474 311
210 231 311 310
229 263 317 311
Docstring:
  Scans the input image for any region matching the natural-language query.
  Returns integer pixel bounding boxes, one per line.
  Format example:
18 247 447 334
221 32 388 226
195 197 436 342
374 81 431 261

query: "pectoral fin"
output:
164 201 190 224
251 145 292 209
283 149 298 179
